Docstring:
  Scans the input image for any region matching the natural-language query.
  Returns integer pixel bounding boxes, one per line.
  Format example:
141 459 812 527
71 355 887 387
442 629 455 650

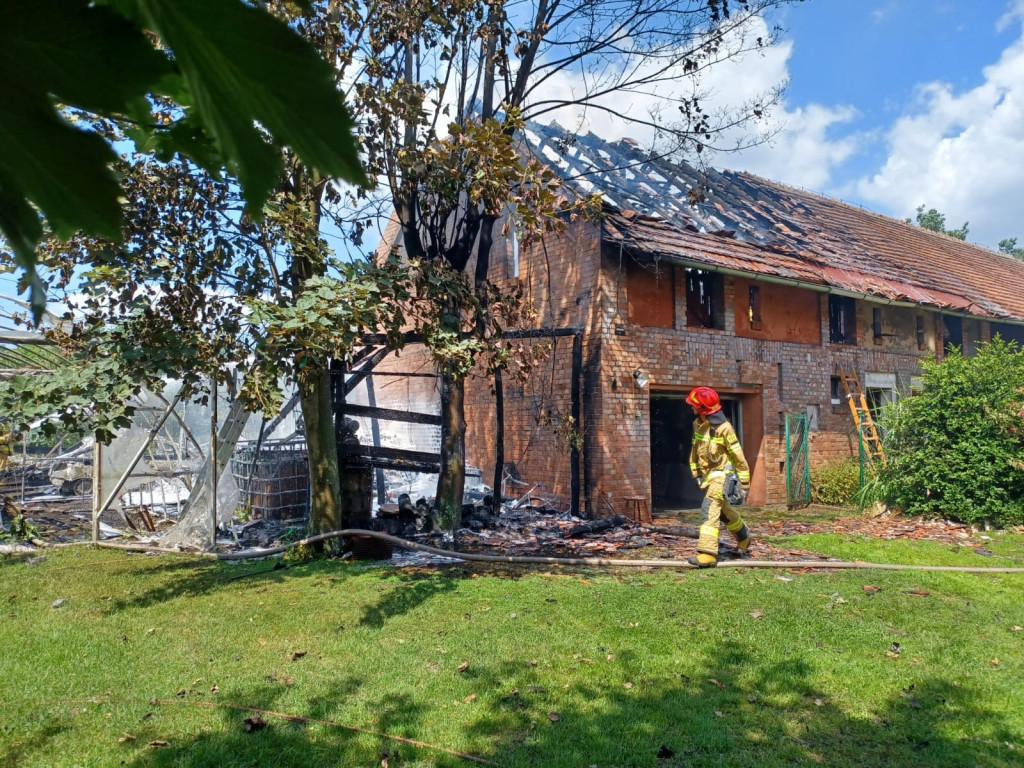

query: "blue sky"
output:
724 0 1024 250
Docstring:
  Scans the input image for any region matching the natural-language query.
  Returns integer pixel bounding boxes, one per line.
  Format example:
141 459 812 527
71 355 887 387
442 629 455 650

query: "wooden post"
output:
492 368 504 515
91 437 102 542
210 378 218 550
364 373 387 505
570 332 582 517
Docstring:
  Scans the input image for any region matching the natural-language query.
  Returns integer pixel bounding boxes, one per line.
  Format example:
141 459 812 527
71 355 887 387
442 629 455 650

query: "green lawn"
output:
1 534 1023 767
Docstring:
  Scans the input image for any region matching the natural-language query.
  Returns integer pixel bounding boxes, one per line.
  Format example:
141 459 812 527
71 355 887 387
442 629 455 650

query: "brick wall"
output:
462 217 602 506
372 214 993 514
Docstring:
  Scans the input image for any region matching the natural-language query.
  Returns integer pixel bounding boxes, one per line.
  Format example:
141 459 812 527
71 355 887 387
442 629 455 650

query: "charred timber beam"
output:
340 444 441 473
347 345 380 367
343 347 392 395
342 456 440 473
263 393 300 438
498 327 580 340
358 326 580 346
341 404 442 426
340 444 442 464
350 371 438 378
567 515 627 538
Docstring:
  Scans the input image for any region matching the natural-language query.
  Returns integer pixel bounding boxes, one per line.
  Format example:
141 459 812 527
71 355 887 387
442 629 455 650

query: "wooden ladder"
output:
836 368 886 472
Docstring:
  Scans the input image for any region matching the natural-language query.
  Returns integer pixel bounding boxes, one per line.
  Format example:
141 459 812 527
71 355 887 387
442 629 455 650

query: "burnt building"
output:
375 123 1024 515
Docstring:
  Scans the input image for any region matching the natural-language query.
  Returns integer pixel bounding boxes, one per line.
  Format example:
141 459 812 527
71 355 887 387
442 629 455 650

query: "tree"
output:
876 338 1024 527
998 237 1024 260
3 0 801 542
909 206 1023 258
325 0 800 530
0 0 365 321
0 148 419 545
911 205 968 241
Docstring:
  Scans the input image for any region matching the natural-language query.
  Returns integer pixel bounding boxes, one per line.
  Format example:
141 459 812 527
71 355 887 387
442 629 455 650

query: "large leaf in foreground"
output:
137 0 368 210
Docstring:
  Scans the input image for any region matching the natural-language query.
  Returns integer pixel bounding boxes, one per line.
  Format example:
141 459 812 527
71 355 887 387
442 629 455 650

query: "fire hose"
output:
81 529 1024 573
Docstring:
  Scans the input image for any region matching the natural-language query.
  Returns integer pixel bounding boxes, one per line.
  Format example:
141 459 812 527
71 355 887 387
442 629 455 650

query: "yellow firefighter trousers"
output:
697 475 749 557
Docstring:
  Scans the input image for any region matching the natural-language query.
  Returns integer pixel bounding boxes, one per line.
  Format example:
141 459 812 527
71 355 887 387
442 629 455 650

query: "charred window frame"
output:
747 285 762 330
916 316 926 350
685 269 724 329
829 295 857 345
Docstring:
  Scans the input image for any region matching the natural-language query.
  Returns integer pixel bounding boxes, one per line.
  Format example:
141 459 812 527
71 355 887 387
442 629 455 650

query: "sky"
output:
4 0 1023 322
720 0 1024 251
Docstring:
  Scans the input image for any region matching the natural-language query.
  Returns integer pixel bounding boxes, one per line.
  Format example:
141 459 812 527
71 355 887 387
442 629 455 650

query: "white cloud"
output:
534 16 862 191
997 0 1024 32
851 12 1024 248
718 103 861 191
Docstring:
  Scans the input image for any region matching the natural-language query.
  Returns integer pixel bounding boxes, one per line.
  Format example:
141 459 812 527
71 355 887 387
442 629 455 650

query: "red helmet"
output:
686 386 721 417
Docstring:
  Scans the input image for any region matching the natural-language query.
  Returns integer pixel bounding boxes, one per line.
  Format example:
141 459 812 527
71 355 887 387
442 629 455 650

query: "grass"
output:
1 533 1023 768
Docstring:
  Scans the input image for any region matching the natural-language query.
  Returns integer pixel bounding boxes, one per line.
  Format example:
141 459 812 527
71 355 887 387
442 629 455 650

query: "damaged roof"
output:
522 121 1024 321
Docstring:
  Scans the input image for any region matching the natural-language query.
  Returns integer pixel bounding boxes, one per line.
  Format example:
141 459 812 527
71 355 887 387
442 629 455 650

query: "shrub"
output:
810 459 861 506
876 338 1024 527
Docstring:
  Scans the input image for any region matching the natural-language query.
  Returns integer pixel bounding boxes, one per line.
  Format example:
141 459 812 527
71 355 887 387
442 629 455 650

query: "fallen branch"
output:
567 515 628 538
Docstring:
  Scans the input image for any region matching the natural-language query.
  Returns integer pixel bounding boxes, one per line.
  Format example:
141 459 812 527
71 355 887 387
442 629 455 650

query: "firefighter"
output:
686 387 751 568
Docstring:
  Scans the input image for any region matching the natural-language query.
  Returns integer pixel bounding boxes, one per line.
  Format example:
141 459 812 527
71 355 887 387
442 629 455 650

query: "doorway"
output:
650 393 742 511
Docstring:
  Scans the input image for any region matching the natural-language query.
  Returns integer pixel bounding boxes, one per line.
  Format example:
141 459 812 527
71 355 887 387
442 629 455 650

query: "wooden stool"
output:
622 495 651 524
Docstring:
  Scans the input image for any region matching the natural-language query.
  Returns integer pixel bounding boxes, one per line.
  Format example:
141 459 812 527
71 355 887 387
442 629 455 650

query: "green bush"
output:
876 337 1024 527
810 459 862 505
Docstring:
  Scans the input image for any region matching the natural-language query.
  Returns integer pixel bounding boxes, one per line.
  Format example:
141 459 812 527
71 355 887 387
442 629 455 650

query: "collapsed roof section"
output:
522 121 1024 322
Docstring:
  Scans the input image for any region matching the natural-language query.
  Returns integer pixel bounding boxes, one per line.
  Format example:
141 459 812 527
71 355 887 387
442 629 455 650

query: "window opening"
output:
942 314 963 353
829 295 857 345
873 307 883 345
916 316 926 350
748 285 762 330
991 322 1024 346
830 375 842 407
685 268 724 329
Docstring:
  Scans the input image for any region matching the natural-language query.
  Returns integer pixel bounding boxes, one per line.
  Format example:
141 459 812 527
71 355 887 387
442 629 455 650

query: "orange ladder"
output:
836 368 886 473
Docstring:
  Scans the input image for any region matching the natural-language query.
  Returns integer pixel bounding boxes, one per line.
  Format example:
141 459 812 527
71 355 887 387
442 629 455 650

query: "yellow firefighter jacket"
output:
689 416 750 487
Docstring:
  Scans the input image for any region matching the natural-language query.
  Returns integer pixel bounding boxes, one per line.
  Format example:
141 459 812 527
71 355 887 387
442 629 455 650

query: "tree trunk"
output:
435 367 466 534
284 162 343 551
299 365 342 552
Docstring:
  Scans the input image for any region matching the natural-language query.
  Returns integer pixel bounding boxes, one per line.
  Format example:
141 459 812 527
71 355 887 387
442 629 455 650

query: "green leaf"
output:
0 1 173 321
0 87 124 243
136 0 368 211
0 1 172 115
0 169 42 269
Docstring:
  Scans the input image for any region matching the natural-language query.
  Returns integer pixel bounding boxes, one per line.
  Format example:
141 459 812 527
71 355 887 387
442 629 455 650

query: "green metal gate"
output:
785 413 811 507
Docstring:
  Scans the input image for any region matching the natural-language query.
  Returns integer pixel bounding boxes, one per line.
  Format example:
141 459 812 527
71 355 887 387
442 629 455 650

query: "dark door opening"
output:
650 394 741 511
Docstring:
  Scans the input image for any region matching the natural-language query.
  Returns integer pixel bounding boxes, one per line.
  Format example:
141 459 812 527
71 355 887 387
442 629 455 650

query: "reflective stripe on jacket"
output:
689 417 750 484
